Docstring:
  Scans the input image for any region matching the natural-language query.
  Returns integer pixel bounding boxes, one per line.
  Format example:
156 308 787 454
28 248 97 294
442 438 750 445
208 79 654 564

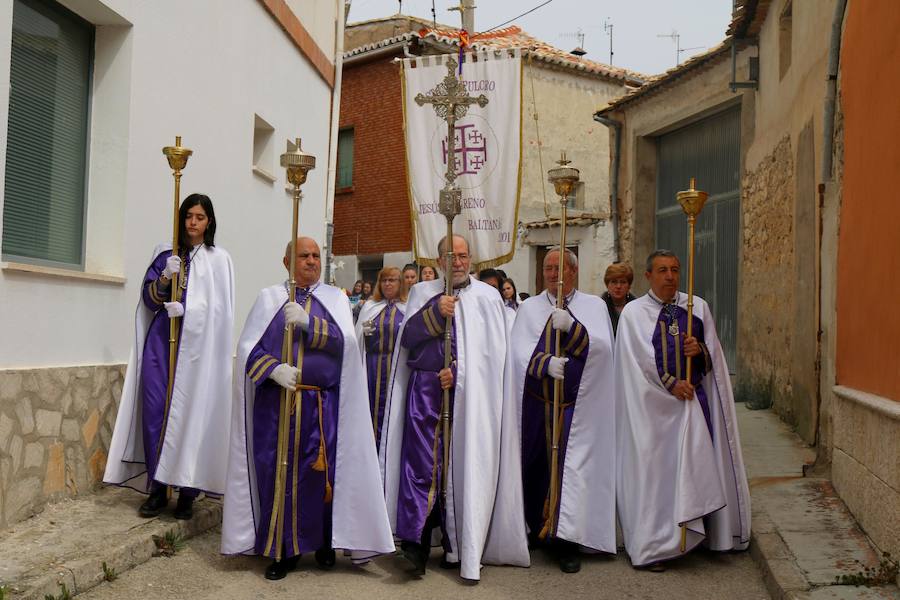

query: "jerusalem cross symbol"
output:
441 124 487 176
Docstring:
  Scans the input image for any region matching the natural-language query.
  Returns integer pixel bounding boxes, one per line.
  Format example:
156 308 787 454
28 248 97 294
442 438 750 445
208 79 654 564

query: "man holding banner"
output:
379 234 529 581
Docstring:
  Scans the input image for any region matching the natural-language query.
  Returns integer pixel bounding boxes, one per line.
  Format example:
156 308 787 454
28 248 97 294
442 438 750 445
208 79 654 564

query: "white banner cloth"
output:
402 50 522 269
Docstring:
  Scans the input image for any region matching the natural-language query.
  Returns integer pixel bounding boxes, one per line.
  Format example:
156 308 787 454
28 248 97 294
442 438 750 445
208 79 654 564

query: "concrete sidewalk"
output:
738 405 899 599
0 488 221 599
0 405 896 599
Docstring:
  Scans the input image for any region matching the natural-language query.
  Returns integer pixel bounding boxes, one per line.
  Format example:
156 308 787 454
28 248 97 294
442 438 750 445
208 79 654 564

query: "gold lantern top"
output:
280 138 316 187
547 151 580 201
162 135 192 172
676 177 708 218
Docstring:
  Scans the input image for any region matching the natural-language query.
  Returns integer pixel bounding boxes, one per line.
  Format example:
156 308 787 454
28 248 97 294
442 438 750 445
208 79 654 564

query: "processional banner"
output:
402 49 522 269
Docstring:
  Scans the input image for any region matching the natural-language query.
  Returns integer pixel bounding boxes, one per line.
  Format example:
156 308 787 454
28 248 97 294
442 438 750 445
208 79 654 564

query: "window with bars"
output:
3 0 93 268
336 127 354 189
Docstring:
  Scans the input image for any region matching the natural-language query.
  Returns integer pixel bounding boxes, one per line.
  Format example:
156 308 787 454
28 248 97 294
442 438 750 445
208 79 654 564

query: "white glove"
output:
362 320 376 336
162 255 181 279
551 308 574 332
548 356 569 381
283 302 310 331
163 302 184 318
270 364 299 390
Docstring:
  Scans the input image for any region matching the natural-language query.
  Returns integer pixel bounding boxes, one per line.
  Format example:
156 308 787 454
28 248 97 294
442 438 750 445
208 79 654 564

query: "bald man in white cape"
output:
615 250 750 570
222 238 394 579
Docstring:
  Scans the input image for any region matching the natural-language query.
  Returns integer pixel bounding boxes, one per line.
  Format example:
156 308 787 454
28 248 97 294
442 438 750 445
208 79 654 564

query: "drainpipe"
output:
811 0 847 460
324 0 346 285
593 113 622 262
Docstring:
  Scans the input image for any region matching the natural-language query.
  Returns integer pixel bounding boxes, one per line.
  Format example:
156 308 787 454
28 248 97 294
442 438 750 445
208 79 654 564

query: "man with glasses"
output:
510 247 616 573
380 234 529 581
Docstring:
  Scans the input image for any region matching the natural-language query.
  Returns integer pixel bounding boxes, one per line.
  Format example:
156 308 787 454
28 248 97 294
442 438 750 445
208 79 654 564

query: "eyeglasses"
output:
442 253 470 262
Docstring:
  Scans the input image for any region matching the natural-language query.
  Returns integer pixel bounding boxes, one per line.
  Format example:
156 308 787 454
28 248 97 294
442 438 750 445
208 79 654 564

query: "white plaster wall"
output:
287 0 336 58
520 64 624 223
0 0 337 368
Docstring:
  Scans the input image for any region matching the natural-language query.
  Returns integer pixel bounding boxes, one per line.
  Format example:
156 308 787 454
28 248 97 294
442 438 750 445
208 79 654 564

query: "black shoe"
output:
173 494 194 520
399 541 428 576
558 553 581 573
555 540 581 574
139 487 168 518
315 547 336 570
439 553 459 570
264 555 300 581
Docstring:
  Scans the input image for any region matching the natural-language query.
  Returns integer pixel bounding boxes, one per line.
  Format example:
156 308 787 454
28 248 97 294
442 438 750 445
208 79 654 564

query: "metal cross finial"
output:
414 58 488 184
556 151 571 167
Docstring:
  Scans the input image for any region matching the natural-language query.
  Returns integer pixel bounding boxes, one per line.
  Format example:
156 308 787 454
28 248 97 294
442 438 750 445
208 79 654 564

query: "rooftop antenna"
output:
603 19 614 65
431 0 437 28
657 29 704 66
560 28 586 56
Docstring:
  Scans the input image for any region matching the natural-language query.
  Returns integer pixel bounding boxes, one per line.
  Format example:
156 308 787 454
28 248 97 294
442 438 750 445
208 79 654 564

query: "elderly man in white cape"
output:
511 247 615 574
615 249 750 571
221 237 394 581
379 234 530 581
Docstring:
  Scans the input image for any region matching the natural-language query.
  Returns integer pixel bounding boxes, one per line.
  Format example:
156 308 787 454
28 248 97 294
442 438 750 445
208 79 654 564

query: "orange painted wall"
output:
835 1 900 400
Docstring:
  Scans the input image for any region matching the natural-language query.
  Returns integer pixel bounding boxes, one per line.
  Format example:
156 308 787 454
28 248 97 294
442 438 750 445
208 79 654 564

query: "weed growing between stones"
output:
102 561 117 582
833 552 899 586
43 583 72 600
153 530 186 557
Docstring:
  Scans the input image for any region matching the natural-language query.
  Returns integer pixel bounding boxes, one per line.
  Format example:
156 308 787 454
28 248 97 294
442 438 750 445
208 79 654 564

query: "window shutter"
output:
3 0 93 267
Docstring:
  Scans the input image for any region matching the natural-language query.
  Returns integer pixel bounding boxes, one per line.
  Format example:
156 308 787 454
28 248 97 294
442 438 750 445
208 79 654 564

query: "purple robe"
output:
395 293 457 544
245 288 344 559
139 249 196 492
364 302 404 448
520 311 589 539
652 304 714 437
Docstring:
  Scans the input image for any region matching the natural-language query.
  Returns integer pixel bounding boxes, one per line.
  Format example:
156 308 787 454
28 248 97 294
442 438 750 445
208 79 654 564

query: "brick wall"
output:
333 56 412 256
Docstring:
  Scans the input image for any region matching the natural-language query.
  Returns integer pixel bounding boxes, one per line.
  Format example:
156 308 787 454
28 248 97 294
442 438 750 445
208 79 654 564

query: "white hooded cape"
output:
221 283 395 557
105 243 234 494
510 290 616 553
379 276 530 580
615 292 750 567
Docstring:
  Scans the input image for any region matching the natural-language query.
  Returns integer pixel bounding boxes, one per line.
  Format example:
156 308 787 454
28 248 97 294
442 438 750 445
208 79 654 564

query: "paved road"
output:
79 527 770 600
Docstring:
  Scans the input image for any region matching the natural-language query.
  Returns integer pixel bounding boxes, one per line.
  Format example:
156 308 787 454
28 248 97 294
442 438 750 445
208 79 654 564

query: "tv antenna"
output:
657 29 703 66
559 28 586 56
603 19 614 65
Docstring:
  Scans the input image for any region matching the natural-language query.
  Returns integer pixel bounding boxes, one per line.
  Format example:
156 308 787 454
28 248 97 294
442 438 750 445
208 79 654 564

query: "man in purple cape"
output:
222 238 394 580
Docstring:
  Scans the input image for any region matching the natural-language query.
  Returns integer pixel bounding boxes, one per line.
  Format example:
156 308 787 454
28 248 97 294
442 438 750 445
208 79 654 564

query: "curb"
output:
9 499 222 600
748 502 811 600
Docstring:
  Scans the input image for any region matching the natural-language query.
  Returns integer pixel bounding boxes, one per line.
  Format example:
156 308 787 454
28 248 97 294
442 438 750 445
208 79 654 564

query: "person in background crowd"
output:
420 265 437 281
402 264 419 288
356 267 408 448
602 263 637 335
501 278 519 311
478 268 503 293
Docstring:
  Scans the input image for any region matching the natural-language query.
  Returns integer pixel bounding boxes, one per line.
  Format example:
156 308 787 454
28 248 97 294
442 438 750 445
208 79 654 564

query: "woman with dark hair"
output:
355 267 408 448
501 278 519 310
420 265 437 281
602 262 636 334
105 193 235 521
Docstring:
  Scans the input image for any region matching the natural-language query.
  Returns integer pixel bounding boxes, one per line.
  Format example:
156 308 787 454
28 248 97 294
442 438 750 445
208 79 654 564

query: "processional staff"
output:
160 136 192 459
413 56 488 507
266 138 316 562
675 177 708 552
540 152 580 540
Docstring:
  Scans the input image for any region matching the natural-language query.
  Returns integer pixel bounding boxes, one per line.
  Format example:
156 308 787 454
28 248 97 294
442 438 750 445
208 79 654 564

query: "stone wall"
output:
0 364 125 530
736 135 796 416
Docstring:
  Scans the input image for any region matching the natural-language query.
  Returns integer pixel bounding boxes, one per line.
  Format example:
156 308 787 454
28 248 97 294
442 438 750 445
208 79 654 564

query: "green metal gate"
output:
656 107 740 368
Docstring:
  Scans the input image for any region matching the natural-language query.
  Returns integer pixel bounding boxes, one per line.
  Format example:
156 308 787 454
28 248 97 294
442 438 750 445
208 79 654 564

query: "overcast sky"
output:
345 0 734 76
